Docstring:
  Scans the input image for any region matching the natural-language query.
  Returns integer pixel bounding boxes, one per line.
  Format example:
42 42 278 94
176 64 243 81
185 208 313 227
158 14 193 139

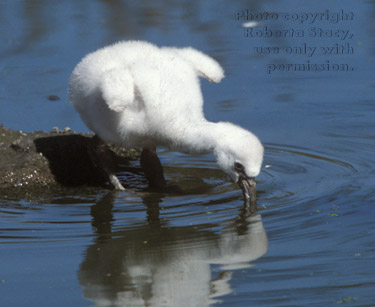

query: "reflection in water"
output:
79 192 267 306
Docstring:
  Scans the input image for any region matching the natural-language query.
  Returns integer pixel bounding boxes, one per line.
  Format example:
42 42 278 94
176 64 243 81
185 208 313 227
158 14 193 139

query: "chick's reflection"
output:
79 193 267 306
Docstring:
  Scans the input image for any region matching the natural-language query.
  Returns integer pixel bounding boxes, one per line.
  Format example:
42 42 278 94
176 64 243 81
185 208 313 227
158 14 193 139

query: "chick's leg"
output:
88 135 125 190
140 147 167 189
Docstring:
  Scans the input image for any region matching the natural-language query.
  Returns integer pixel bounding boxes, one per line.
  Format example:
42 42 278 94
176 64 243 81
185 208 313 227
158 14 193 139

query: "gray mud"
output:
0 126 140 198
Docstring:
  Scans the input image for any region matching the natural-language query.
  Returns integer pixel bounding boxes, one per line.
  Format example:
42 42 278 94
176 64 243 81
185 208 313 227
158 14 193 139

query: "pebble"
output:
48 95 60 101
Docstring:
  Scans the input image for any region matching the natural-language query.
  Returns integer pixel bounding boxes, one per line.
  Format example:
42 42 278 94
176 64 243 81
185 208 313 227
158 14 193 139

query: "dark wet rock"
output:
47 95 60 101
0 126 140 196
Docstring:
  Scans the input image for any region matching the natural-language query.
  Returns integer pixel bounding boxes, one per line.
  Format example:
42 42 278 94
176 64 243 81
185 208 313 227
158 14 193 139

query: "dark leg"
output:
140 147 167 189
88 135 125 190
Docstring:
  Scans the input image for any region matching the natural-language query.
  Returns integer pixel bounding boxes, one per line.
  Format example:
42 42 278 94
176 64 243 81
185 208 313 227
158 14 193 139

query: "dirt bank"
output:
0 126 140 197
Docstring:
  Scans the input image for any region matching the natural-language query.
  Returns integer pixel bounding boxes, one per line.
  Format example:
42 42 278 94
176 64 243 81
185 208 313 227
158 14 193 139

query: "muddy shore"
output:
0 126 140 197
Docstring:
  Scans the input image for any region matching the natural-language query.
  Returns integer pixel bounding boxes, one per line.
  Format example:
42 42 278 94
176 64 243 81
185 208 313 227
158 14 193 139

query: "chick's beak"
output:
237 174 257 203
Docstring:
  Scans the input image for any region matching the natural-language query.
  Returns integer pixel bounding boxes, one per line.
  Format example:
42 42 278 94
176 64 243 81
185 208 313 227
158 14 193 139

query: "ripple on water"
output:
260 143 357 205
1 143 373 306
0 143 359 244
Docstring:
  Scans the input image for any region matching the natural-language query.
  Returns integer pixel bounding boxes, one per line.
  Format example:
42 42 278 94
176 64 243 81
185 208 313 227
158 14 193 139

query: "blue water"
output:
1 0 375 306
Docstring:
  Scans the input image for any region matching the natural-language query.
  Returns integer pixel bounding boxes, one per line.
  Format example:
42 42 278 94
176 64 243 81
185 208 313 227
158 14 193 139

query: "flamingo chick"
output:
69 41 264 202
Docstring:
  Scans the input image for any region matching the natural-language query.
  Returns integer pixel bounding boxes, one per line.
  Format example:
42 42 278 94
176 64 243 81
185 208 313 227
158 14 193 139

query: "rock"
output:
47 95 60 101
0 126 140 196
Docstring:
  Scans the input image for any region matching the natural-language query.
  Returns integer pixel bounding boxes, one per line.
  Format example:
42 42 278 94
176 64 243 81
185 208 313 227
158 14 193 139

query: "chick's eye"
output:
234 162 244 172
